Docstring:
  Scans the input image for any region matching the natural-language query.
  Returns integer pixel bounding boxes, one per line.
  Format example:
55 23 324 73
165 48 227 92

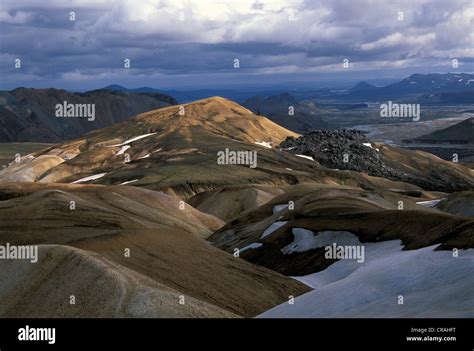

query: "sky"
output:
0 0 473 91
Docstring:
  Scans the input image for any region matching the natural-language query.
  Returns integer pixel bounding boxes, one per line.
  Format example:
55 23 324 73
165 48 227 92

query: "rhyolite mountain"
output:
0 181 309 317
0 97 414 193
0 87 177 143
1 96 472 195
1 96 473 318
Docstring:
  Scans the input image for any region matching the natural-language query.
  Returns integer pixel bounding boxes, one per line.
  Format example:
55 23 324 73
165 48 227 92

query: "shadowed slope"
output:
0 182 309 317
210 185 474 276
0 245 236 318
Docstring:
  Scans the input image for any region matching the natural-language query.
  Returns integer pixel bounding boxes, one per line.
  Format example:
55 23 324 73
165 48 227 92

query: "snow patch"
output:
416 199 445 208
72 173 107 184
281 229 358 255
362 142 379 152
261 221 288 239
119 179 139 185
295 154 314 161
240 243 263 253
116 145 130 155
273 204 289 214
255 141 272 148
108 133 157 147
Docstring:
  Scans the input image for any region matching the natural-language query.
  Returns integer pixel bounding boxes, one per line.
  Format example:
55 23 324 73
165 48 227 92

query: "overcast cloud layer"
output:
1 0 473 90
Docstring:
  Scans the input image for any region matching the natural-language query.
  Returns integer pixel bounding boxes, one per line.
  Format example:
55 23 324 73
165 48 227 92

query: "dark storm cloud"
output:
0 0 472 90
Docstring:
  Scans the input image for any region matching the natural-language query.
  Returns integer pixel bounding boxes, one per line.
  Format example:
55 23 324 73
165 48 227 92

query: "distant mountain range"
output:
102 73 474 104
383 73 474 93
2 73 473 143
0 87 177 142
102 85 270 103
315 73 474 102
102 85 164 94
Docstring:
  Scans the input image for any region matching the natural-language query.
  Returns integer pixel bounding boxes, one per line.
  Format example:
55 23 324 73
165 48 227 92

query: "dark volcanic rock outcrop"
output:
279 130 404 178
279 130 474 192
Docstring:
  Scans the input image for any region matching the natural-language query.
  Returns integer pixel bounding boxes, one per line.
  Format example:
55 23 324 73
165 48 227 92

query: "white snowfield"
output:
260 221 288 239
72 173 107 184
416 199 445 208
259 232 474 318
254 141 272 148
295 154 315 161
108 133 157 147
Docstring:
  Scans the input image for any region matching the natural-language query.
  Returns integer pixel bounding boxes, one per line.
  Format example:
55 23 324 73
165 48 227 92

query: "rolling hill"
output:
1 96 471 196
0 182 309 317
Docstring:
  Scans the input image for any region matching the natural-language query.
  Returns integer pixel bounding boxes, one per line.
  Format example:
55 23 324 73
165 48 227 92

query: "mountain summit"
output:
350 81 377 91
132 96 298 144
2 96 471 196
0 97 302 190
